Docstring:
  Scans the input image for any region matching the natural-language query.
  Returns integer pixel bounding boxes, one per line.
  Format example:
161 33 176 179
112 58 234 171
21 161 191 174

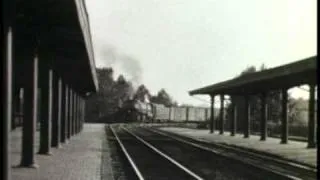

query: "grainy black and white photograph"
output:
3 0 317 179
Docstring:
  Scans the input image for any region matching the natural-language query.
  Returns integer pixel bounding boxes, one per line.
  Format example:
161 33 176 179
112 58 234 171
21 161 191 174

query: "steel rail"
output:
148 127 317 173
109 125 145 180
122 127 204 180
145 127 308 180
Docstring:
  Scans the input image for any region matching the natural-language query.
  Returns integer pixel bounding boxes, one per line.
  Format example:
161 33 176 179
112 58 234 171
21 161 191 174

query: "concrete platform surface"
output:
158 127 317 167
10 123 114 180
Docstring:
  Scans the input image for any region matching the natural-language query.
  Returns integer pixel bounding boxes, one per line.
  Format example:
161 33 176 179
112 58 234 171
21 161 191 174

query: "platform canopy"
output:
15 0 98 95
189 56 317 96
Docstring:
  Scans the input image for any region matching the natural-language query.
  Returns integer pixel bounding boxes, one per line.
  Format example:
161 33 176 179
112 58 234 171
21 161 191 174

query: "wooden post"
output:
73 92 76 135
67 87 72 139
307 84 316 148
12 88 21 130
244 95 250 138
20 50 39 168
79 97 82 131
186 107 189 122
65 85 70 141
76 94 79 133
70 90 73 136
205 108 208 122
230 99 237 136
83 99 86 130
51 72 61 147
55 76 62 146
38 67 53 154
81 98 84 131
280 88 288 144
75 94 78 134
60 81 66 143
260 92 267 141
4 5 13 177
219 94 225 134
210 94 215 133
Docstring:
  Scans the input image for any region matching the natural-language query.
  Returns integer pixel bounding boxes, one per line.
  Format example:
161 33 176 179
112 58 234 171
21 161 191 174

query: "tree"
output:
85 67 135 122
133 84 151 102
288 98 308 126
86 68 115 122
150 89 175 107
226 64 285 132
239 66 257 77
114 75 134 105
97 68 115 95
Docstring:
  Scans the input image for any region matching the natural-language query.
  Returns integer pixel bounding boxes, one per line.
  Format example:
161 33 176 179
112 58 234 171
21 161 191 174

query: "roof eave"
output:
74 0 99 93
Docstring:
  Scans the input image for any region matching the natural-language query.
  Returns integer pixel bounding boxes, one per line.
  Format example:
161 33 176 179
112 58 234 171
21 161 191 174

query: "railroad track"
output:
109 125 202 180
109 124 316 180
140 126 317 180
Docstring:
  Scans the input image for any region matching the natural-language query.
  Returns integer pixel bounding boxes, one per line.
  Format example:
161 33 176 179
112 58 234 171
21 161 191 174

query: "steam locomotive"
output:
117 99 154 122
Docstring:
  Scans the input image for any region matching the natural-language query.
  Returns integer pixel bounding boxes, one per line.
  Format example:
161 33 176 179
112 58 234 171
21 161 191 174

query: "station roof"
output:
189 56 317 96
15 0 99 95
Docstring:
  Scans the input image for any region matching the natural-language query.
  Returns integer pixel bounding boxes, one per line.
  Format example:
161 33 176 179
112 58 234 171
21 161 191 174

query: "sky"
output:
85 0 317 107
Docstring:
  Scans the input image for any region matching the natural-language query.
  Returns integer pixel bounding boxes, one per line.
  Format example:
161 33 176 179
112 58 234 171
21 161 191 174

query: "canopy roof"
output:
189 56 317 96
15 0 98 95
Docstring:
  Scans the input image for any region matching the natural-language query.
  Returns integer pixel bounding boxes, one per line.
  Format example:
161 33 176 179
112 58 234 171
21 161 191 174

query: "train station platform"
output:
10 123 113 180
158 127 317 168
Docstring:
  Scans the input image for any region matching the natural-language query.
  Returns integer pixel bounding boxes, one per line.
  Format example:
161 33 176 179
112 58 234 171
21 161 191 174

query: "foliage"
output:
288 98 309 126
150 88 176 107
85 67 134 122
86 68 178 122
133 84 151 102
225 63 305 133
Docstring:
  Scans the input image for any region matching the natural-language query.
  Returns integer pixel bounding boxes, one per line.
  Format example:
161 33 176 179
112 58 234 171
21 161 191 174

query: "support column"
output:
65 85 70 141
79 96 84 133
75 93 79 134
78 95 81 133
244 95 250 138
79 97 82 132
51 73 60 147
205 109 208 122
81 97 84 131
60 81 66 143
280 88 288 144
73 92 77 135
12 88 20 130
260 92 267 141
51 75 62 147
74 94 78 134
307 84 316 148
230 99 237 136
57 78 62 144
78 97 81 132
68 88 73 138
185 107 189 122
38 67 53 155
219 94 225 134
20 51 39 168
210 94 215 133
4 10 13 178
81 98 86 130
17 89 23 126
